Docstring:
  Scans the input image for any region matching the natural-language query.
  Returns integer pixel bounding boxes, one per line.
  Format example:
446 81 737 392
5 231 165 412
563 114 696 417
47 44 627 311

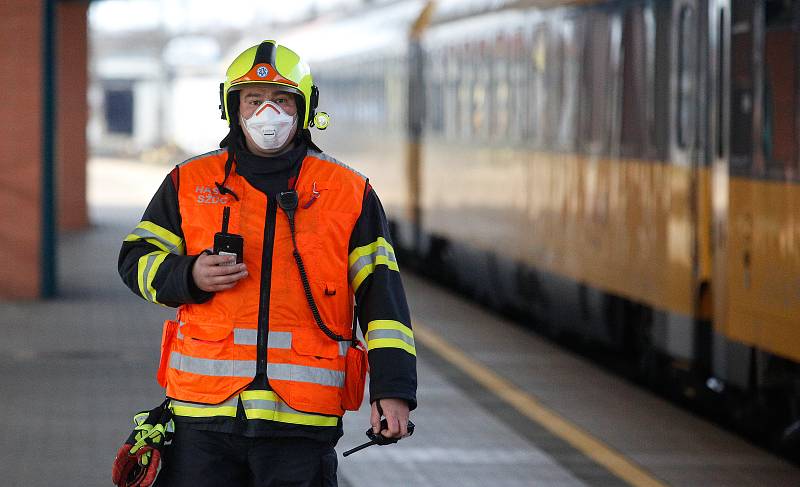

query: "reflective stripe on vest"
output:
267 330 350 356
169 352 256 377
170 397 238 417
170 391 338 427
267 363 345 388
241 390 339 426
171 329 349 382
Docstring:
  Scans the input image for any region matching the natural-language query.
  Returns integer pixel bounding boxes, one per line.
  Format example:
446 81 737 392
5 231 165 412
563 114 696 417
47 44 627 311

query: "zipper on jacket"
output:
256 199 278 382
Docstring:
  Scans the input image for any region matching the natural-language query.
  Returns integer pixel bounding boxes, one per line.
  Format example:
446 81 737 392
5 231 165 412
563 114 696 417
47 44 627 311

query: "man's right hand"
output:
191 253 248 293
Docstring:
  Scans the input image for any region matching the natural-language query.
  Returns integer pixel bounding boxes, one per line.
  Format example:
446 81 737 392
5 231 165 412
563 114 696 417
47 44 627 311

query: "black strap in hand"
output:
342 418 416 457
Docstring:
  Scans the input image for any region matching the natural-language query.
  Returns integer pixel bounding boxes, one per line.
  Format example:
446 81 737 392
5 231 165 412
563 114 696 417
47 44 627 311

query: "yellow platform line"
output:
413 320 668 487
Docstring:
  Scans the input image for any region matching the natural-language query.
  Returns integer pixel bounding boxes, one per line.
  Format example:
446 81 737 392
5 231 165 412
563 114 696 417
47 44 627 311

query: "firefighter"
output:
117 40 417 487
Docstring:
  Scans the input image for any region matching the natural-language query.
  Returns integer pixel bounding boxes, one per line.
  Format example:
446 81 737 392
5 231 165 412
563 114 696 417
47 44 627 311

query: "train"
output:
289 0 800 457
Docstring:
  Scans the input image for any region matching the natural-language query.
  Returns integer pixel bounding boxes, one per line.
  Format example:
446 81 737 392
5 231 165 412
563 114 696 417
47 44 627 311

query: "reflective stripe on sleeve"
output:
348 237 399 292
267 363 345 387
170 397 238 418
240 390 339 426
137 251 168 304
366 320 416 356
169 351 256 377
125 221 186 255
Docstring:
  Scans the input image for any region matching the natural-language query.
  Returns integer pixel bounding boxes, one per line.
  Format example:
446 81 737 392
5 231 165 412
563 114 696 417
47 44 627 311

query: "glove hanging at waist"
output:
112 398 174 487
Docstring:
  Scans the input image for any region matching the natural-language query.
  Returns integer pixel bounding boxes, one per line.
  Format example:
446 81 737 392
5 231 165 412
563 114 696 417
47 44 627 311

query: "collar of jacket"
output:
233 138 307 195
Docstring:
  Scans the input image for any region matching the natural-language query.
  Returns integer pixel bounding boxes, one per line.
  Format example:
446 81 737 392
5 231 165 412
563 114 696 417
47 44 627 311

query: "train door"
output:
712 0 759 393
666 0 706 365
708 0 749 389
709 0 729 360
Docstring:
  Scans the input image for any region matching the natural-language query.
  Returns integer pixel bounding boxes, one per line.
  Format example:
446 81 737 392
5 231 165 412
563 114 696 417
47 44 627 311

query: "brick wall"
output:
57 1 89 231
0 1 44 298
0 0 89 298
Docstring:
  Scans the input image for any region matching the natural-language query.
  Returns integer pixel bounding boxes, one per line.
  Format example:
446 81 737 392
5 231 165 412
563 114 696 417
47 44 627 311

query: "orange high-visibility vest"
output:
160 148 366 417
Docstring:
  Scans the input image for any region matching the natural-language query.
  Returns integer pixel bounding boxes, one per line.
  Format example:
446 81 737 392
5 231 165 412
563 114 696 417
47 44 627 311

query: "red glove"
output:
112 444 161 487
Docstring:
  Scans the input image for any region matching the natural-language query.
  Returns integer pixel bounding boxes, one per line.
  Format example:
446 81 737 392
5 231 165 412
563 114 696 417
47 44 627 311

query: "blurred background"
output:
86 0 369 162
2 0 800 485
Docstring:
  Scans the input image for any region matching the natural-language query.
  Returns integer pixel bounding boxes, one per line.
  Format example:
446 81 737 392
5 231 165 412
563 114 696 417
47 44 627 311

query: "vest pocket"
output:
157 320 179 388
181 322 234 341
291 329 340 360
315 280 351 336
341 341 368 410
179 321 235 361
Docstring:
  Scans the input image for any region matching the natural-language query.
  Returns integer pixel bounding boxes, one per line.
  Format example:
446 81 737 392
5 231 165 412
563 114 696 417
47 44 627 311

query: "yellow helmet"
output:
219 40 319 129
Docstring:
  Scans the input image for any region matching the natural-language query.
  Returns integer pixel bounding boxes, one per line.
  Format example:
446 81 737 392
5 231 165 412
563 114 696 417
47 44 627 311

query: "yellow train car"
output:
311 0 800 456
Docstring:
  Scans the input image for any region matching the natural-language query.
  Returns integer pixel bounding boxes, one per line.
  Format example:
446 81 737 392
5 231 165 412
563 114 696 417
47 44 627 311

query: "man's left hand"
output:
371 398 410 439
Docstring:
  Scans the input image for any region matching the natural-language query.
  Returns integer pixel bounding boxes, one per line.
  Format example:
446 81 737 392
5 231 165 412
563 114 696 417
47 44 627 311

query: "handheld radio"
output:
213 207 244 264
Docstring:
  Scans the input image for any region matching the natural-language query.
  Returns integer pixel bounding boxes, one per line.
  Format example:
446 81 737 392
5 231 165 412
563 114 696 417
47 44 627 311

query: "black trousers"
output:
154 425 338 487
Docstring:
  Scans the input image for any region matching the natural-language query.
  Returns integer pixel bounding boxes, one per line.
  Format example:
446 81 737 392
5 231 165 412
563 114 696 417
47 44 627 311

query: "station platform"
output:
1 158 798 486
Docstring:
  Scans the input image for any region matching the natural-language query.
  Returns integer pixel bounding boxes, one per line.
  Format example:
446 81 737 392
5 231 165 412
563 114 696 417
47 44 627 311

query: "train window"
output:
473 74 489 140
370 61 379 133
580 11 612 154
459 45 473 140
556 18 580 152
509 29 526 143
357 70 367 129
473 41 489 141
677 5 697 149
649 2 672 160
388 58 403 135
762 3 798 179
374 62 386 131
544 25 561 149
716 6 728 159
443 47 453 140
529 24 548 147
365 61 374 131
354 67 365 126
427 50 443 136
729 0 754 173
446 49 456 137
445 46 460 141
369 66 379 132
492 33 510 143
643 5 658 158
621 5 649 159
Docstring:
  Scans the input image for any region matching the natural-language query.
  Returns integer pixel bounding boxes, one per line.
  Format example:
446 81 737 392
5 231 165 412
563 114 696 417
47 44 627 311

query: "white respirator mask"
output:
240 100 298 152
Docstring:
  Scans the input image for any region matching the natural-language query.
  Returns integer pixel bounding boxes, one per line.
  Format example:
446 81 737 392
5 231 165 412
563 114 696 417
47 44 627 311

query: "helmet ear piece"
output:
308 85 320 126
310 85 319 111
219 82 226 120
